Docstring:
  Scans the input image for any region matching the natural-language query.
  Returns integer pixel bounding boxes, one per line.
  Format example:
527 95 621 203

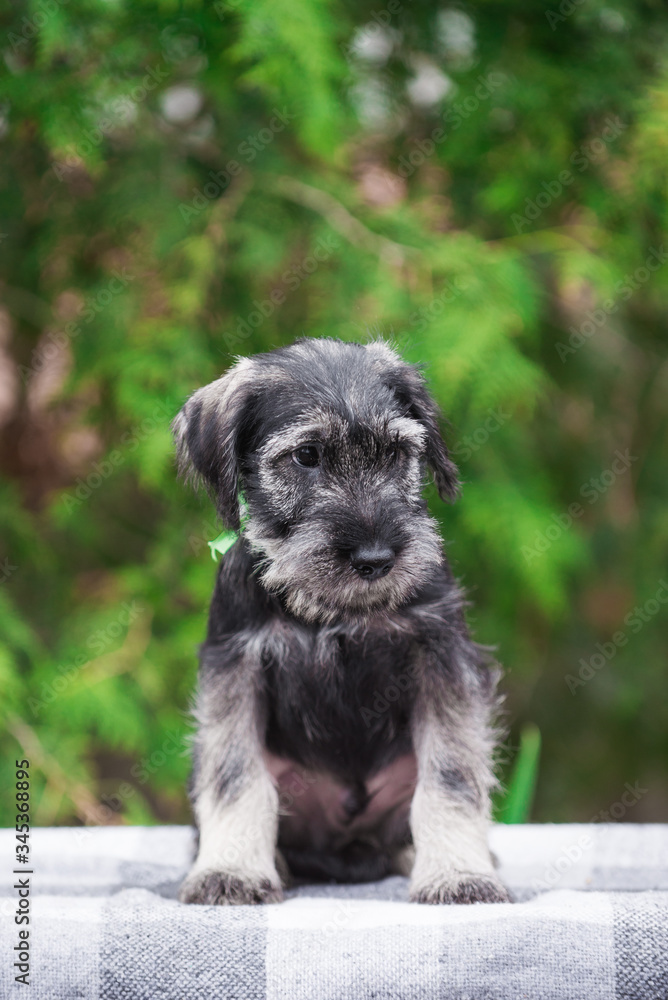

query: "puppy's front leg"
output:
409 689 509 905
178 653 282 905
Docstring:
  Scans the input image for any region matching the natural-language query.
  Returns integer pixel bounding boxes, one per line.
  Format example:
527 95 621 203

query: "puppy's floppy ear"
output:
172 357 258 530
367 343 460 502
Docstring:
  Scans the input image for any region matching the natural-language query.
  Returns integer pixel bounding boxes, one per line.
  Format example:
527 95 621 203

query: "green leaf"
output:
495 724 542 824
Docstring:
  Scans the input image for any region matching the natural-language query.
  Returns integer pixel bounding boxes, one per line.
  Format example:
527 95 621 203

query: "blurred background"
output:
0 0 666 830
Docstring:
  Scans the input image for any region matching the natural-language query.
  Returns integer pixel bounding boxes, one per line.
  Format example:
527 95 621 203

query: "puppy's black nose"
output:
350 545 395 581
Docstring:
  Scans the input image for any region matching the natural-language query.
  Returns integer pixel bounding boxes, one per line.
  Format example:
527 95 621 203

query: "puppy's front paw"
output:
410 872 510 905
178 869 283 906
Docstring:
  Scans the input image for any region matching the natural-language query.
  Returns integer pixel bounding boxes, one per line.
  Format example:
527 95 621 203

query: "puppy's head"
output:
173 338 458 624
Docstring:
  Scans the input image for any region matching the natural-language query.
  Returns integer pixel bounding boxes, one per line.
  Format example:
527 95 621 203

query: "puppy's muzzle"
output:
350 543 396 582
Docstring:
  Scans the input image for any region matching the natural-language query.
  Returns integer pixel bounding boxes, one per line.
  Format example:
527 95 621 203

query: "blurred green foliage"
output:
0 0 667 829
494 723 541 824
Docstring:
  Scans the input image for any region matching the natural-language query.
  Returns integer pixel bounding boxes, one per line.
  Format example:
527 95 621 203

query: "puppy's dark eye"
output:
292 445 321 468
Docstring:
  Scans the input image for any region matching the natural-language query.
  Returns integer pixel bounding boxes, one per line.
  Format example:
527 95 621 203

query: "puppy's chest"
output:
261 627 417 779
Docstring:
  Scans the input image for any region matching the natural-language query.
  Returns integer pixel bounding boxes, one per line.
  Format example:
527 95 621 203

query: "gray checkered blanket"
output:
1 824 667 999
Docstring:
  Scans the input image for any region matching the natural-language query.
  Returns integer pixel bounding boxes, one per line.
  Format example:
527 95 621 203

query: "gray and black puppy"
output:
173 337 509 905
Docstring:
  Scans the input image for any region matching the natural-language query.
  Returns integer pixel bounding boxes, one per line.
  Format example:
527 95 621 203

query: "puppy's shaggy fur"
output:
173 338 509 905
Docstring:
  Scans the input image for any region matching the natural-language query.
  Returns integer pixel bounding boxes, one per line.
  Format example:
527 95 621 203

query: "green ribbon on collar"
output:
207 499 249 562
207 529 238 561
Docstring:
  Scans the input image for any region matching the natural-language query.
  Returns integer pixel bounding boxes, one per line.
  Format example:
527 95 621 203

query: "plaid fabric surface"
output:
1 824 667 999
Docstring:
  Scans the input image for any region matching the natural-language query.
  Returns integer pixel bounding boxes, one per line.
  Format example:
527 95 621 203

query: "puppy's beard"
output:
245 517 443 625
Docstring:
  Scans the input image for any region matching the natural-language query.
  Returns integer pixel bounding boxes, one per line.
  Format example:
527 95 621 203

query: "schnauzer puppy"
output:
173 337 509 905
